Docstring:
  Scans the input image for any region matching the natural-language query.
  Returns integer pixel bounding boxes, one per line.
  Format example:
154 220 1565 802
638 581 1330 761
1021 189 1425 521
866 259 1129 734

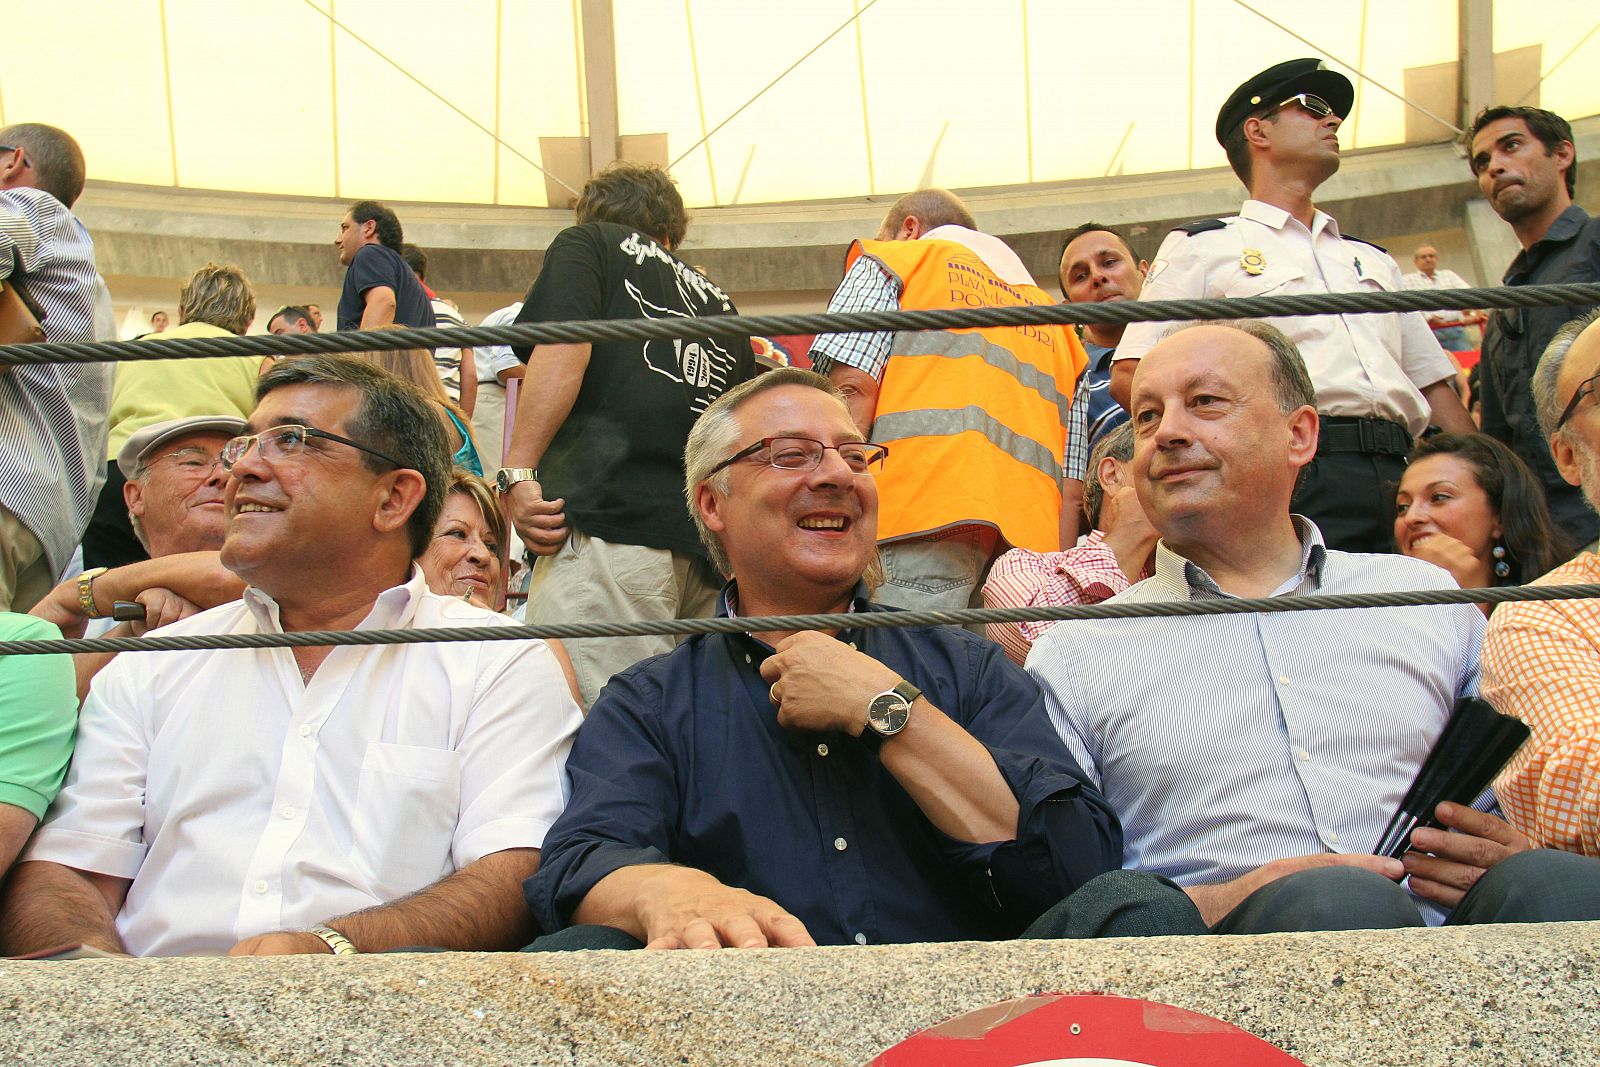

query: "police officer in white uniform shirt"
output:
1112 59 1475 552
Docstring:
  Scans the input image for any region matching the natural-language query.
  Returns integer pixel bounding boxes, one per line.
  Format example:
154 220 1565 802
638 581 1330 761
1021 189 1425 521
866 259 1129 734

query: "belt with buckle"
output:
1317 416 1413 457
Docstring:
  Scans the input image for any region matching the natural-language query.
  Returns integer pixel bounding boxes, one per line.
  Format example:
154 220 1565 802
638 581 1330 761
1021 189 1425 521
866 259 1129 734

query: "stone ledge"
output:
1 922 1595 1065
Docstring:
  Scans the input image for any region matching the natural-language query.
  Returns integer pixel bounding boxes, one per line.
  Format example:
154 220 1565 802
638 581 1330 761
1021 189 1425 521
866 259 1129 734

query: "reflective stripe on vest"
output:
887 330 1074 429
874 406 1063 484
849 238 1086 551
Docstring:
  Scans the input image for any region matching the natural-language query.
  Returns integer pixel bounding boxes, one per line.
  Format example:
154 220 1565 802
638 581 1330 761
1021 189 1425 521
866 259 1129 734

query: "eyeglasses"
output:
219 424 409 472
1273 93 1337 119
1555 369 1600 431
157 446 224 475
707 436 888 477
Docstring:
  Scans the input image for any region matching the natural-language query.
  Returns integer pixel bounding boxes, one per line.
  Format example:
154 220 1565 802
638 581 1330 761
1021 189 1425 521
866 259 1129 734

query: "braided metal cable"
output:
7 582 1598 658
4 281 1599 366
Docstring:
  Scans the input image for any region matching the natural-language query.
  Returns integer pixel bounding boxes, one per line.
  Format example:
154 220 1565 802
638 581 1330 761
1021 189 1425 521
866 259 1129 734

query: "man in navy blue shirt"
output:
524 368 1176 951
333 200 436 333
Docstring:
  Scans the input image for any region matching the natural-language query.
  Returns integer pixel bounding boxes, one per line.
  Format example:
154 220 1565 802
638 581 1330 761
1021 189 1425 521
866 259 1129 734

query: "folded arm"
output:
0 860 131 955
230 847 542 955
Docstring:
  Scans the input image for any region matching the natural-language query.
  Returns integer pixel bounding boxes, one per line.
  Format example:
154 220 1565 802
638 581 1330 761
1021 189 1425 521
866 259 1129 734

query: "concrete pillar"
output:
1464 197 1520 286
580 0 619 175
1458 0 1493 128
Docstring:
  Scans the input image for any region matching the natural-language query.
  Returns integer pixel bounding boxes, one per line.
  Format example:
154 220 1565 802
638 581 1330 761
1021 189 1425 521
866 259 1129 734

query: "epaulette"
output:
1345 234 1388 254
1171 218 1228 236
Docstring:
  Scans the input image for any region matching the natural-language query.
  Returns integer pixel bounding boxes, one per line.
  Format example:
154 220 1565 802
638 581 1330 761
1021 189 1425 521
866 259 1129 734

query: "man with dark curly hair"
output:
500 163 755 706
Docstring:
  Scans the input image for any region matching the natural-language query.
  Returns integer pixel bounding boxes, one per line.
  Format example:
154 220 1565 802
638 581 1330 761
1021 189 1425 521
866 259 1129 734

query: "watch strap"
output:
495 467 538 491
308 925 360 955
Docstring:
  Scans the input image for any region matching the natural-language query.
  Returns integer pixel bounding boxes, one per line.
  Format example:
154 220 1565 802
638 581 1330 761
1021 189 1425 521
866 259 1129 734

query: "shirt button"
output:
847 642 857 650
253 880 268 894
816 743 829 757
298 724 311 737
854 932 867 945
282 807 296 820
1278 675 1290 686
744 654 751 664
833 837 848 851
1298 749 1311 762
1327 832 1341 845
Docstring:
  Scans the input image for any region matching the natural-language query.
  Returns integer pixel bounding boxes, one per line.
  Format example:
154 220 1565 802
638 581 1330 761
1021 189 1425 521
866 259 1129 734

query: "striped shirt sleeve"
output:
1062 373 1089 482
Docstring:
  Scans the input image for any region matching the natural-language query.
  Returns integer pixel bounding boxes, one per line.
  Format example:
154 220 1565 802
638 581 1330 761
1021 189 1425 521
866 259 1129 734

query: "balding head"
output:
1130 322 1318 550
0 123 86 208
876 189 977 242
1413 245 1438 274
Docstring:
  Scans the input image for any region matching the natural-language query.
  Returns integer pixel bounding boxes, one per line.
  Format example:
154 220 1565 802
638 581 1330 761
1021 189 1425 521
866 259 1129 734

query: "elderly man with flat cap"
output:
1111 59 1474 552
31 415 248 697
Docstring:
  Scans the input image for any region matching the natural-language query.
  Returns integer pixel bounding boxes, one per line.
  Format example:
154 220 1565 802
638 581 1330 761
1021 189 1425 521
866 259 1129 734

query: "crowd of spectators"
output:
2 55 1600 961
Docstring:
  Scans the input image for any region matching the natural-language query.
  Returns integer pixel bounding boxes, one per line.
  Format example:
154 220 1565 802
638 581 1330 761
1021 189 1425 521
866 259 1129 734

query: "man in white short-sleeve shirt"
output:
0 355 582 958
1110 59 1474 553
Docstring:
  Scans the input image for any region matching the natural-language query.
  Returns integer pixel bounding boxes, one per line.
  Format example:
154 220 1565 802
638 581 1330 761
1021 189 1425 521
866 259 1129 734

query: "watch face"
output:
495 470 512 492
868 692 911 737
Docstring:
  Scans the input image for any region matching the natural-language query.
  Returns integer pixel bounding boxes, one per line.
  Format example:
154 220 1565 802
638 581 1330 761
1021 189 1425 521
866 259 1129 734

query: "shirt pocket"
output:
351 742 462 899
1223 265 1306 299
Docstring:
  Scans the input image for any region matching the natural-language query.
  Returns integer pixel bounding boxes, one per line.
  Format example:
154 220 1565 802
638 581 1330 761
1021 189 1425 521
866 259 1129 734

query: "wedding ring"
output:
769 683 780 704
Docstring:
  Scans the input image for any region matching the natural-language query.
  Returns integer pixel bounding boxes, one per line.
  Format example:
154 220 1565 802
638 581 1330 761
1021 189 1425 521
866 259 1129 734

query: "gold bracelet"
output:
76 567 108 619
308 925 360 956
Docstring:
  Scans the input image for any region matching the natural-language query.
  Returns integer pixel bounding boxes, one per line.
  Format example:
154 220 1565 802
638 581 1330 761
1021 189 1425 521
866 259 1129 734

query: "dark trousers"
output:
521 870 1206 952
1290 450 1407 554
81 463 148 570
1212 849 1600 935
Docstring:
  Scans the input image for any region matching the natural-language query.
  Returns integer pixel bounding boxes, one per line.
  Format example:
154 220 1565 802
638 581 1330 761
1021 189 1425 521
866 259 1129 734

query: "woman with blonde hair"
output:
350 326 483 475
419 469 581 706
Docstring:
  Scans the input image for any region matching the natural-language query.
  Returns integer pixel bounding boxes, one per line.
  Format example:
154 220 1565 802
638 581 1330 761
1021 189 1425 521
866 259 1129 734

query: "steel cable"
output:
6 582 1598 657
2 281 1597 366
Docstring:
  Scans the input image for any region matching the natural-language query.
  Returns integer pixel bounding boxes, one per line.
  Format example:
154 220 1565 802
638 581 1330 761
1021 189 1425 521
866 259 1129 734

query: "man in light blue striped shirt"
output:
0 124 113 612
1029 320 1600 934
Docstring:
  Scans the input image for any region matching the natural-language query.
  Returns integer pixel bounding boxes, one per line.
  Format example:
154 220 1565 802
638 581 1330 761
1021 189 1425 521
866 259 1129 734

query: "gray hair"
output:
1163 319 1318 414
1082 421 1136 530
683 368 844 578
1534 310 1600 440
256 354 450 558
880 188 976 234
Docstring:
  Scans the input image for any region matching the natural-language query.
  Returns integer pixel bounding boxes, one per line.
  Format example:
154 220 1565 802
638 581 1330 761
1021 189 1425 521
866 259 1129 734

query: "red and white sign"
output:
870 993 1307 1066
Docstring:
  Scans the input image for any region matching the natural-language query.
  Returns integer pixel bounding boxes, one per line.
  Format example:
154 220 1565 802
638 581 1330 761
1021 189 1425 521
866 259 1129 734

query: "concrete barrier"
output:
2 922 1596 1065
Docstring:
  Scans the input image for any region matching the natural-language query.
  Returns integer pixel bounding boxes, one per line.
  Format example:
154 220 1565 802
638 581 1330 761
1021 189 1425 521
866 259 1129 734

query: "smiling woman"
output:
1393 433 1575 606
419 470 584 706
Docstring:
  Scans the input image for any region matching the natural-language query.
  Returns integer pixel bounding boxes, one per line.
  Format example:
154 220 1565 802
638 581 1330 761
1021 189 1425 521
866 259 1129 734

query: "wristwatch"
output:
308 925 360 955
77 566 109 619
495 467 538 493
861 679 921 752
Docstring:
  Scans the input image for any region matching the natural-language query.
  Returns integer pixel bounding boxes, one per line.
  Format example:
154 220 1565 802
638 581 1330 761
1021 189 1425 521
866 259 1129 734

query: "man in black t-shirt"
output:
502 163 755 706
333 200 436 332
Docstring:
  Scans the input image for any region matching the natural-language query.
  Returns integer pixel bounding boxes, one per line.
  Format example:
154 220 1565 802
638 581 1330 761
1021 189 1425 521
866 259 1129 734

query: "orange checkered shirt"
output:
1482 552 1600 856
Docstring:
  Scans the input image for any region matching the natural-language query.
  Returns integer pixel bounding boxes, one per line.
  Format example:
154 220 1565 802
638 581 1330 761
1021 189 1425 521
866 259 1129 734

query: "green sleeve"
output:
0 613 78 819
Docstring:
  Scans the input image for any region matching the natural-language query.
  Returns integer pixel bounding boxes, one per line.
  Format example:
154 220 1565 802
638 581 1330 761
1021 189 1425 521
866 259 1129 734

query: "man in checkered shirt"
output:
1484 310 1600 857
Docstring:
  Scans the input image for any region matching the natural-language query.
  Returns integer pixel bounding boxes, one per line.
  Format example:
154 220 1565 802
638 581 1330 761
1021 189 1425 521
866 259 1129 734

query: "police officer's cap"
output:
1215 58 1354 146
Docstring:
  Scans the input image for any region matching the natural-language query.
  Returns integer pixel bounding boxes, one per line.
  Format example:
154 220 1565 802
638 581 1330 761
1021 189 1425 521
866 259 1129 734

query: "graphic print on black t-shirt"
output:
513 222 755 557
617 232 739 412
